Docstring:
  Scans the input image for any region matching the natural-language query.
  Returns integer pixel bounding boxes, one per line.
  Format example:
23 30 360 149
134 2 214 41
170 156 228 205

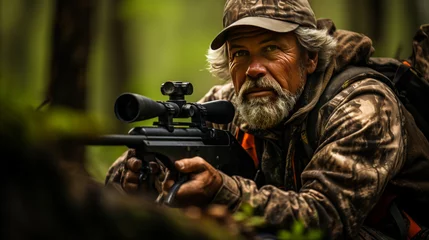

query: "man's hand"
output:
163 157 223 207
105 149 165 199
122 156 162 193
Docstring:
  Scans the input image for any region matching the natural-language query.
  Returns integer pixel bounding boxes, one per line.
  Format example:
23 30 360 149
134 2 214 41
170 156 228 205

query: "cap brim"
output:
210 17 299 50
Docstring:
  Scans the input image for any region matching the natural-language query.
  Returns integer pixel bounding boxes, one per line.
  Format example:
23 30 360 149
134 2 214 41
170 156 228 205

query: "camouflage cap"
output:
211 0 317 50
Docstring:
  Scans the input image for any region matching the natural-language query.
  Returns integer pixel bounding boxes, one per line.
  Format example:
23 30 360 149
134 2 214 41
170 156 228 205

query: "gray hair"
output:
206 27 337 81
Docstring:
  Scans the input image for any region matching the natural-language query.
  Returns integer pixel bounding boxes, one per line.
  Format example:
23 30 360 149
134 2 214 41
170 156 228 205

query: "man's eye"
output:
265 45 279 52
233 50 248 58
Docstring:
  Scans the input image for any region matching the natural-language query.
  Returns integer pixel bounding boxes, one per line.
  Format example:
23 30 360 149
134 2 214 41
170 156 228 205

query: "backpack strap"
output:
303 66 391 156
390 201 408 240
394 63 429 140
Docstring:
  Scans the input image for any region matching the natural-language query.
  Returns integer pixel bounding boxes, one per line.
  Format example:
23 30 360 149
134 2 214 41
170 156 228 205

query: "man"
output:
106 0 429 239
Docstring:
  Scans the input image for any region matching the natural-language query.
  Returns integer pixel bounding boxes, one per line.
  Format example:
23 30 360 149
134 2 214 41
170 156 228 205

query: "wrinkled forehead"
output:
226 26 297 47
227 26 275 43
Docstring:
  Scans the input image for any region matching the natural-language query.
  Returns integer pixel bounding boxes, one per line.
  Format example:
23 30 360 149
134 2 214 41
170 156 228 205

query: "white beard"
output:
234 76 305 130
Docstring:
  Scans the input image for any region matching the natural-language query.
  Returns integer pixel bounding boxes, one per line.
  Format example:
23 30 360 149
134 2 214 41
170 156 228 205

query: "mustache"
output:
237 77 283 98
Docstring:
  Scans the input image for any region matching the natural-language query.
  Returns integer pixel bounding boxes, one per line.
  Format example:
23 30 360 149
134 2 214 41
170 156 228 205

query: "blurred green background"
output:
1 0 428 182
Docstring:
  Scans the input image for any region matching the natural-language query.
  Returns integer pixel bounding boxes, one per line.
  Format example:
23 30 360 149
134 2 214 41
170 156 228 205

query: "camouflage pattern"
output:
204 76 429 239
222 0 316 29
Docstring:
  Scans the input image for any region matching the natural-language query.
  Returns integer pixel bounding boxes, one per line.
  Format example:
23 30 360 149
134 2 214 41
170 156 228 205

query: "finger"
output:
123 181 139 192
112 164 125 182
124 170 140 184
148 161 160 174
122 170 141 192
126 149 137 158
175 157 207 174
126 157 142 172
173 181 208 206
173 169 223 206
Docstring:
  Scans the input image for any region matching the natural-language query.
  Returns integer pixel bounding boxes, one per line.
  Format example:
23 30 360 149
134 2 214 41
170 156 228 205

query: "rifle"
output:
87 81 256 206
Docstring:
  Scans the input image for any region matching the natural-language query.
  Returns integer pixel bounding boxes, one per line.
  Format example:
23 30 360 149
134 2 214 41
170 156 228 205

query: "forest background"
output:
1 0 428 183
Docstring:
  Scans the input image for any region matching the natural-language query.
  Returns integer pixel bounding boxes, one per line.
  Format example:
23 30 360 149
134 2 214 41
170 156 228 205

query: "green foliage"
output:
233 202 266 228
233 203 323 240
277 221 322 240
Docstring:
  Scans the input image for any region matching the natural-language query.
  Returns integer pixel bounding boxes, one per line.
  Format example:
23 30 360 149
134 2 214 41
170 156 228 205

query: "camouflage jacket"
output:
198 22 429 239
201 75 429 239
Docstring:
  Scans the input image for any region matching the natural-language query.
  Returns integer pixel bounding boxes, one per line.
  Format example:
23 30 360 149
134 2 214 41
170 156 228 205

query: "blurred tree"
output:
344 0 423 59
44 0 99 175
46 0 96 110
310 0 429 59
345 0 384 43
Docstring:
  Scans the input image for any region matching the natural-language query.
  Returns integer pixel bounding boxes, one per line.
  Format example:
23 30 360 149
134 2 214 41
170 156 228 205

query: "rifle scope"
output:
114 93 235 124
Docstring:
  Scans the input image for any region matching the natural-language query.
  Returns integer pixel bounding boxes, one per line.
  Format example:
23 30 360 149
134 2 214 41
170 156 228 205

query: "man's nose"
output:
246 59 267 80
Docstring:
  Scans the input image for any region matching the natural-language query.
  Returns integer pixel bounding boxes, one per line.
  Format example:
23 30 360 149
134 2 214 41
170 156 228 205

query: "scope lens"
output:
115 95 139 122
161 82 175 95
124 100 138 121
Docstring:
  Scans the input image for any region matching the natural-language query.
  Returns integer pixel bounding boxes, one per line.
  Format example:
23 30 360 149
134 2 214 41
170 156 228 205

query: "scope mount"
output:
154 81 208 132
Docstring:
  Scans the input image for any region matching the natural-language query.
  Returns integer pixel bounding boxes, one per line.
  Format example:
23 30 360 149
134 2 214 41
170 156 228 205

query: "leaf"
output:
246 216 265 227
307 230 323 240
233 212 248 222
240 203 254 217
277 230 292 240
291 220 304 235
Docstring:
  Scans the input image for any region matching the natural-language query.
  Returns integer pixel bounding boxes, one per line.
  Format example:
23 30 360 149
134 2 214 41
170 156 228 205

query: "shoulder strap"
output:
303 66 391 157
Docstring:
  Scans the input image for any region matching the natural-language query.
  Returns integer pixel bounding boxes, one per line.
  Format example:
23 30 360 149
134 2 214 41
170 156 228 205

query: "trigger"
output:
164 174 189 207
138 165 151 186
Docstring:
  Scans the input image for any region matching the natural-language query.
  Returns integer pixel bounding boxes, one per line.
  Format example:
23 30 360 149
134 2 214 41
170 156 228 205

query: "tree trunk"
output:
47 0 96 109
46 0 98 173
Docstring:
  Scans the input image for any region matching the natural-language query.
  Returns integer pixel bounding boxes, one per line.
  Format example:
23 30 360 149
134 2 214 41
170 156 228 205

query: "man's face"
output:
226 26 309 129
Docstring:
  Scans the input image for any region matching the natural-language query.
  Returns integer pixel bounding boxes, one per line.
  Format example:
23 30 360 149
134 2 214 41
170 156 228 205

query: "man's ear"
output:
306 51 318 74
